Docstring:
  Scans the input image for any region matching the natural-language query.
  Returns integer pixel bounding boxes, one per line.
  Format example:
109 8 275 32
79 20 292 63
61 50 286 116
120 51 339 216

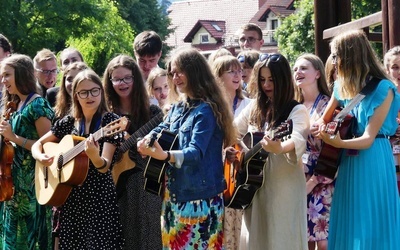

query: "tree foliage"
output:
0 0 172 74
66 2 134 75
275 0 383 64
275 0 314 64
113 0 173 65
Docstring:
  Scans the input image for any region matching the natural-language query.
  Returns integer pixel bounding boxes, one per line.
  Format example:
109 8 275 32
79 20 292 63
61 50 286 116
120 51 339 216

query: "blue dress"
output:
328 79 400 250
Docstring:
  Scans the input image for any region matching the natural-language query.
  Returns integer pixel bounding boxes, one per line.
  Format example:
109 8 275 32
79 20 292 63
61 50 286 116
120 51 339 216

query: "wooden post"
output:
388 0 400 48
382 0 389 53
314 0 351 63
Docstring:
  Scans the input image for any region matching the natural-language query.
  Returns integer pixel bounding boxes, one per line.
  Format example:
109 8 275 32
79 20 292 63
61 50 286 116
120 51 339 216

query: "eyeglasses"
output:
239 37 260 44
36 68 59 75
167 71 184 78
259 53 281 63
76 87 101 99
110 76 133 85
225 69 243 76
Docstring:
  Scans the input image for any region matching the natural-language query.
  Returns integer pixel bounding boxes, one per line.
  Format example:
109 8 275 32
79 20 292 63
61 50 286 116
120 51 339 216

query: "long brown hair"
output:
103 54 150 128
71 69 109 119
166 48 237 146
249 53 295 130
54 62 87 118
1 54 40 105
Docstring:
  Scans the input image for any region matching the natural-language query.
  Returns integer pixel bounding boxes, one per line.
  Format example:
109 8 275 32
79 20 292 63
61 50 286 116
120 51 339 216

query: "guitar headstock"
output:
103 117 129 137
270 119 293 141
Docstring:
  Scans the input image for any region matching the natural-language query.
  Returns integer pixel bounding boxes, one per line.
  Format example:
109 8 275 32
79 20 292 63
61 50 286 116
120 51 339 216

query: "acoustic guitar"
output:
35 117 129 206
143 129 179 196
0 102 17 201
314 109 354 179
112 112 163 185
224 120 293 209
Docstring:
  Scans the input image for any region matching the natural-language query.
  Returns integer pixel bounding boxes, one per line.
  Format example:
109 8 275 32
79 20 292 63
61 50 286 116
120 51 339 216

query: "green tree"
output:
275 0 383 63
67 2 134 75
0 0 104 57
114 0 173 65
275 0 314 64
0 0 133 73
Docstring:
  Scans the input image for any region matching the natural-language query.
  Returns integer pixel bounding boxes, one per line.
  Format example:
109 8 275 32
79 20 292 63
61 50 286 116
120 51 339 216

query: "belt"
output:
376 134 390 139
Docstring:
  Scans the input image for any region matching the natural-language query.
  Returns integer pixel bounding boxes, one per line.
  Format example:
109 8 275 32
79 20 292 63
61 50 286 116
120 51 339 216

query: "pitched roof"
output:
166 0 260 48
184 20 226 43
250 0 295 24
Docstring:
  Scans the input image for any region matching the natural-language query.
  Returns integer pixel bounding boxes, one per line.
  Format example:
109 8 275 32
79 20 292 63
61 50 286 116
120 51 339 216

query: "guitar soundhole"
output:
44 166 48 188
57 155 64 183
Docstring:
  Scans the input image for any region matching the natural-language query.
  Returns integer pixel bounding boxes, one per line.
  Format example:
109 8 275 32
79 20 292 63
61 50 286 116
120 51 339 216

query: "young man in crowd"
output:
238 23 264 51
33 49 58 97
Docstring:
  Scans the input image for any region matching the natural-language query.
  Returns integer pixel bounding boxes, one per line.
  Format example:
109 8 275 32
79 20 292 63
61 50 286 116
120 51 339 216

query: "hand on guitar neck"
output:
225 122 292 166
223 120 293 209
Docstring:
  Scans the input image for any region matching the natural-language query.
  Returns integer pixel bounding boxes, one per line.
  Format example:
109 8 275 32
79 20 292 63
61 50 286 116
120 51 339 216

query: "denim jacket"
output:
151 100 226 203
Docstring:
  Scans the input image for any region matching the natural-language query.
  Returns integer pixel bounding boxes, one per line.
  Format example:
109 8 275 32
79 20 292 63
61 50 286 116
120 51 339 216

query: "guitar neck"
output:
61 129 104 165
119 113 163 153
243 143 265 163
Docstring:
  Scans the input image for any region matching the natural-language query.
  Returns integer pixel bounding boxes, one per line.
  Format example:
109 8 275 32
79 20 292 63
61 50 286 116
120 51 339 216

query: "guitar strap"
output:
334 76 381 121
276 100 300 126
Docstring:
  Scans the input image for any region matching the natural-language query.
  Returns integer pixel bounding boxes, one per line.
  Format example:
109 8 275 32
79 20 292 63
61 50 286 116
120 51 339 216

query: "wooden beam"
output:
323 11 382 40
367 32 383 42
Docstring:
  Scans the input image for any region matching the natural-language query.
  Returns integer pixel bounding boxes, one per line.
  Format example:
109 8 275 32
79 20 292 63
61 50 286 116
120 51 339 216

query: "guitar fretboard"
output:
119 113 163 153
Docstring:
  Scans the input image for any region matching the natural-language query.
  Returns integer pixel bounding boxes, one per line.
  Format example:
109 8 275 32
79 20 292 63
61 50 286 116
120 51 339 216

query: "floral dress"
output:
0 97 54 250
303 94 335 242
52 113 124 249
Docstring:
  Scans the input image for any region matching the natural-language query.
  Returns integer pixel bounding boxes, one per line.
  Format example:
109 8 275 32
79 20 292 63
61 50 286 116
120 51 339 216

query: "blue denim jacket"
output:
151 100 226 203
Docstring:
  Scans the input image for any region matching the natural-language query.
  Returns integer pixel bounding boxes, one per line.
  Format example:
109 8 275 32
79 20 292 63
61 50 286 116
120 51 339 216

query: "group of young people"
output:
0 25 399 250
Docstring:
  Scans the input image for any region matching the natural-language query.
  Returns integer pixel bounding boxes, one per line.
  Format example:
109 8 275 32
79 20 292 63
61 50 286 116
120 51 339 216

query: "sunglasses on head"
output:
259 53 281 63
237 55 245 63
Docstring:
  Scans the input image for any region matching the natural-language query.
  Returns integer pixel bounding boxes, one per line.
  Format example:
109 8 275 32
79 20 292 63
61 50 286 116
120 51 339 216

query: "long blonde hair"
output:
330 30 389 99
294 53 331 103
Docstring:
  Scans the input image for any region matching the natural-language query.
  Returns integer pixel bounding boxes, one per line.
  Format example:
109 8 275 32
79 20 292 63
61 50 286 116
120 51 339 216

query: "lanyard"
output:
79 113 102 136
20 92 35 111
233 95 239 114
309 93 323 116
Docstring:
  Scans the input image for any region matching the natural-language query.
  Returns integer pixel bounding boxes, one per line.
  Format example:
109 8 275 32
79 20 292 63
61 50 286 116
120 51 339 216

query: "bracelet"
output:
22 138 28 148
95 157 108 170
164 151 171 163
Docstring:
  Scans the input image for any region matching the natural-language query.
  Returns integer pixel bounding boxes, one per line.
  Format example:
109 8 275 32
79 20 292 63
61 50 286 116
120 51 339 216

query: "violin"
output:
0 101 17 201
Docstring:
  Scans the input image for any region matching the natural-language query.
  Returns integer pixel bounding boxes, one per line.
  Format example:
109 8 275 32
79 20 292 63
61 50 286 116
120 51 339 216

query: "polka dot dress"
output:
51 113 124 249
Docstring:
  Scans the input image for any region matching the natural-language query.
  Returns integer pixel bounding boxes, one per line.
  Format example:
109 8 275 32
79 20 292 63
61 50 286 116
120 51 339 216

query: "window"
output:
271 19 278 30
212 24 222 31
200 34 209 44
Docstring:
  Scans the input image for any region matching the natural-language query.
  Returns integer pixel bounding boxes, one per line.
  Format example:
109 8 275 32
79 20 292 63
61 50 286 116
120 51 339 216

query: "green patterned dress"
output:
0 97 54 250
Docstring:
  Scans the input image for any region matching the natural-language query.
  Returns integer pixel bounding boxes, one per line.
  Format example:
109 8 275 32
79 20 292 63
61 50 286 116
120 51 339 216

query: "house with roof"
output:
166 0 295 56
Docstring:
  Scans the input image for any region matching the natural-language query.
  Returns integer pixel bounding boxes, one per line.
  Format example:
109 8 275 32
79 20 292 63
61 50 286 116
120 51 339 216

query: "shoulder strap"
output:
276 100 300 125
335 76 381 121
